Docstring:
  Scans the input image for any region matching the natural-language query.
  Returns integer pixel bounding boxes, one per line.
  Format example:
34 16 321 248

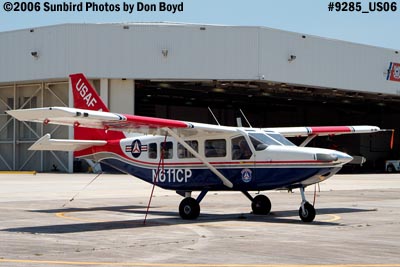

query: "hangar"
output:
0 22 399 172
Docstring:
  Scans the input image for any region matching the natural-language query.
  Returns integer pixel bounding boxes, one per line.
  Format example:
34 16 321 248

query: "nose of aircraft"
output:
315 151 353 164
335 151 354 164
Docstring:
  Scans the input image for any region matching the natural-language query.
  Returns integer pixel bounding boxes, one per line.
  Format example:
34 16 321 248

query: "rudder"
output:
69 73 124 141
70 73 109 112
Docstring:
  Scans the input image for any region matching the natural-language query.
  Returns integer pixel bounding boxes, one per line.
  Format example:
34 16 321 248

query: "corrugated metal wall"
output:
258 28 399 92
0 23 399 95
0 81 69 171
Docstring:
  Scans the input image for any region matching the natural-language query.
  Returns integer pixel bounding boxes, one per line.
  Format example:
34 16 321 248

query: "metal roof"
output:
0 22 399 96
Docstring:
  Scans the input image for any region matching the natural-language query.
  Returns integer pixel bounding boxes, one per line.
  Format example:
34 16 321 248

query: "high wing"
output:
265 126 380 137
7 106 238 138
265 125 381 147
7 107 380 139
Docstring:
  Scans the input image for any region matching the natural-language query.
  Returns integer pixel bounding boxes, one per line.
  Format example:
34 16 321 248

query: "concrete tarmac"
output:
0 173 400 266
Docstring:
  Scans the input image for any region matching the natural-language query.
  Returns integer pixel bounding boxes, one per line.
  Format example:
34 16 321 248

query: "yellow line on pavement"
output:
55 212 106 223
0 171 36 175
322 214 341 222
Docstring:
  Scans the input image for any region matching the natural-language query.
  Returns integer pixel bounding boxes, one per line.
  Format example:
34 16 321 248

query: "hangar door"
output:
134 80 397 171
0 81 69 172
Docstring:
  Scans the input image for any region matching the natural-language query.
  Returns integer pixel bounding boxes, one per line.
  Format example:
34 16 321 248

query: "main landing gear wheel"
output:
251 195 271 215
299 202 316 222
179 197 200 220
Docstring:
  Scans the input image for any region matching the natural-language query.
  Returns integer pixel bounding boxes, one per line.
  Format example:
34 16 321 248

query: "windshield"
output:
249 133 281 147
248 132 296 147
267 133 296 146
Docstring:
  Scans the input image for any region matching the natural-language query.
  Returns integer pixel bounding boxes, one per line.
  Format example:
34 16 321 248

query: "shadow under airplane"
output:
1 205 377 234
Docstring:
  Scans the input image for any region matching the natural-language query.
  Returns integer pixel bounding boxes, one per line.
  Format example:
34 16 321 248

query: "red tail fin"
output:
70 73 109 112
69 73 125 140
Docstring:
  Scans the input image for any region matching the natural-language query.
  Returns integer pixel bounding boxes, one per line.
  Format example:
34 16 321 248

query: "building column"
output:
100 78 109 107
132 79 135 115
108 79 134 114
67 77 73 173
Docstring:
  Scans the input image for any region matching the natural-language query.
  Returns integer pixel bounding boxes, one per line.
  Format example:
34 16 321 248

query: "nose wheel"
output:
299 187 316 222
299 201 316 222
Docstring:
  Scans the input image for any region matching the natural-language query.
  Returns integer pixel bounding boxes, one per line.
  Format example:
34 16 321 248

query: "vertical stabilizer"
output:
70 73 109 112
69 73 124 141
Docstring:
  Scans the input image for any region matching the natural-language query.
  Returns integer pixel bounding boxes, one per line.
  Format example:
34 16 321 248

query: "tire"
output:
251 195 271 215
299 202 316 223
387 165 395 173
179 197 200 220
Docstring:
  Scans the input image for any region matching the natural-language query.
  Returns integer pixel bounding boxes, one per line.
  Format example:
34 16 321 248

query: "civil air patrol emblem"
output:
241 168 252 183
394 65 400 79
130 139 142 158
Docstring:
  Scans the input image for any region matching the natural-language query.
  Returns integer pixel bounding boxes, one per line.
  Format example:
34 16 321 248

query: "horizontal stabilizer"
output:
7 107 123 128
29 134 107 151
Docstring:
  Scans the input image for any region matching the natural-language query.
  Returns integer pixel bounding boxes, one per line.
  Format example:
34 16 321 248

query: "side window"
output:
178 141 198 158
160 141 173 159
148 143 157 159
205 139 226 158
232 136 252 160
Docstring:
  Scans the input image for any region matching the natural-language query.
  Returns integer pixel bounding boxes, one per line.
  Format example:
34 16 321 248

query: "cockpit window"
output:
248 132 295 147
232 136 252 160
249 133 281 147
267 133 296 146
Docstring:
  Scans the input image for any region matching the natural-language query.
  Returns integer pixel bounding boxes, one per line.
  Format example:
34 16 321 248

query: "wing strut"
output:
299 134 317 147
164 128 233 188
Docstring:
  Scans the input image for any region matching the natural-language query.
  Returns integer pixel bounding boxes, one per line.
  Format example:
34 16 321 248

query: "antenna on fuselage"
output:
208 107 221 126
239 109 253 128
236 117 243 127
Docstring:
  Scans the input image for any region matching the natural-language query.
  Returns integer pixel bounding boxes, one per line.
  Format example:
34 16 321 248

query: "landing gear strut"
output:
299 187 316 222
177 189 315 222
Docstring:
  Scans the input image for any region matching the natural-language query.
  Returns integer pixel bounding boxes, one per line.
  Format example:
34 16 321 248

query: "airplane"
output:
7 73 381 223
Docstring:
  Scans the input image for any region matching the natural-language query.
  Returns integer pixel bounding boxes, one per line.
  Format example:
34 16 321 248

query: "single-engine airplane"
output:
7 74 381 222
